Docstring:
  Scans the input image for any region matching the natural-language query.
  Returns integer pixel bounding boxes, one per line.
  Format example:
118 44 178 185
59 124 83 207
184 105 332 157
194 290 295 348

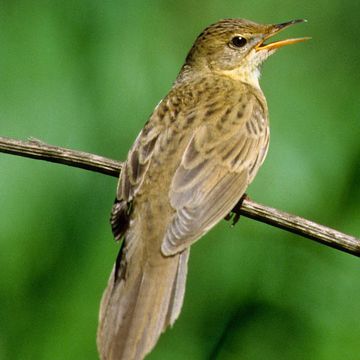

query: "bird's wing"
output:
162 92 269 255
111 115 163 240
118 123 161 201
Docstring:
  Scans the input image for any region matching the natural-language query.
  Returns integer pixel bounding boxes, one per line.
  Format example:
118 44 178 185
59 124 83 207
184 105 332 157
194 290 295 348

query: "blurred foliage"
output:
0 1 359 359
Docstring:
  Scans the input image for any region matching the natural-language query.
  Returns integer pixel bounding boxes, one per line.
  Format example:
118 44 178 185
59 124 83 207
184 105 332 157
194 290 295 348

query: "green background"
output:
1 1 359 359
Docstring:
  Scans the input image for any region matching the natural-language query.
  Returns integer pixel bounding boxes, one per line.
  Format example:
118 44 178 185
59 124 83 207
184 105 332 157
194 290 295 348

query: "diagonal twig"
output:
0 136 359 257
0 136 121 176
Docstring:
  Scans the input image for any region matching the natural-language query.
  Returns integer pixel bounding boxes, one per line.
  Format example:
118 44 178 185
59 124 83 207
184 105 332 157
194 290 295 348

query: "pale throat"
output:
220 49 273 89
222 66 261 89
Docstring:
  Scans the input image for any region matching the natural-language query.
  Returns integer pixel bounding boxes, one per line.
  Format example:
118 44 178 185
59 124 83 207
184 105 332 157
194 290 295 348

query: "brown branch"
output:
0 136 121 176
236 198 359 257
1 136 359 257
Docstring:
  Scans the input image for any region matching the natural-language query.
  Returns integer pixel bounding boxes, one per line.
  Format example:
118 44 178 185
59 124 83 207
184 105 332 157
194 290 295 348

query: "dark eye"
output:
230 36 247 48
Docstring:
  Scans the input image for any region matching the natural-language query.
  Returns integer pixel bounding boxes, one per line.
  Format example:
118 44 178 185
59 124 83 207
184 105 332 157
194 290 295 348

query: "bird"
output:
97 18 308 360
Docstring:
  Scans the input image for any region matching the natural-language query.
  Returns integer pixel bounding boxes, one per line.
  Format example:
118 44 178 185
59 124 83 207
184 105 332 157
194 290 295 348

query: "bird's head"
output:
183 18 309 87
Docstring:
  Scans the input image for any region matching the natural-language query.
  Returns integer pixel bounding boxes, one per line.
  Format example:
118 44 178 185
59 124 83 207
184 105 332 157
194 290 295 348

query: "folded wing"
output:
162 93 269 255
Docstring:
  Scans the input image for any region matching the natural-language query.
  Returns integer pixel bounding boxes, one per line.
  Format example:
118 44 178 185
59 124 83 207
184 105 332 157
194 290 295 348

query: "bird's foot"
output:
224 193 249 226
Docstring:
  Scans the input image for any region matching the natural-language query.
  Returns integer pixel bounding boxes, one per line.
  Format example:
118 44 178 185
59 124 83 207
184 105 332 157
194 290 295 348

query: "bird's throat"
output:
218 48 274 89
220 66 261 89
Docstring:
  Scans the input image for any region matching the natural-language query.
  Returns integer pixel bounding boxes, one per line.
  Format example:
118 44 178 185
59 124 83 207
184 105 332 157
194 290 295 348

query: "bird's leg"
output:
224 193 249 226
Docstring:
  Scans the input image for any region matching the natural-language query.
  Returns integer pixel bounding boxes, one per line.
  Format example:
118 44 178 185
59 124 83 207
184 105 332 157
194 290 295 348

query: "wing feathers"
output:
162 93 268 256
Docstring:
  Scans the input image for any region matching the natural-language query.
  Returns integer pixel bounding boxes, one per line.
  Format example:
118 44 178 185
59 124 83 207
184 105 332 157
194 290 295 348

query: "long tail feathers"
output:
97 245 189 360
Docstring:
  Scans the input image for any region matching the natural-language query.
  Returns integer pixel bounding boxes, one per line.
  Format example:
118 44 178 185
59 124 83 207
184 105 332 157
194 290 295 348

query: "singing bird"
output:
97 18 308 359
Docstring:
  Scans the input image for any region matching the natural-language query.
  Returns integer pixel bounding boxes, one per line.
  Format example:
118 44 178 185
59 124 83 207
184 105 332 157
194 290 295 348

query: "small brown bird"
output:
97 18 308 360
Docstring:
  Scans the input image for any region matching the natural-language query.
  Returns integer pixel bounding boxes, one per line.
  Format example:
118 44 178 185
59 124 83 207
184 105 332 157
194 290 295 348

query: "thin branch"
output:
0 136 121 176
236 198 360 257
1 136 359 257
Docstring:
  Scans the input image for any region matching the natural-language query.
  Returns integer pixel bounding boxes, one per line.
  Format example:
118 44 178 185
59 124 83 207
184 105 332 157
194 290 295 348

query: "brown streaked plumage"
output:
98 18 308 360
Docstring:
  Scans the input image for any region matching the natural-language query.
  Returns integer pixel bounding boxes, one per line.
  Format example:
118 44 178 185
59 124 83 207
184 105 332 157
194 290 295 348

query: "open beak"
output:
256 19 310 51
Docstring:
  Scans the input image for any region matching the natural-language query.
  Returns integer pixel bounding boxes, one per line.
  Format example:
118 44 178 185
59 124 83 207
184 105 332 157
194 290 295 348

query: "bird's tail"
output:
97 229 189 360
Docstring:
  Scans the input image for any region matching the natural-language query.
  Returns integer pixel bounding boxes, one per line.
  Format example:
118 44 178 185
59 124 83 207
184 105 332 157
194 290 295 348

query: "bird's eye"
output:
230 36 247 48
